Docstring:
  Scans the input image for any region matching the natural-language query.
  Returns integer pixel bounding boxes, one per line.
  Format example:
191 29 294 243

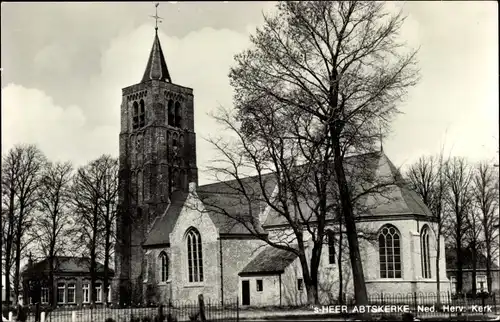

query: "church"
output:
112 26 450 307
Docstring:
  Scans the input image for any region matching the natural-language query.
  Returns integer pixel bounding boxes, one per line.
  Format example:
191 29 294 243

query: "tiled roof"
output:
141 30 171 83
239 245 299 275
22 256 113 277
197 173 276 235
263 152 434 226
143 190 189 247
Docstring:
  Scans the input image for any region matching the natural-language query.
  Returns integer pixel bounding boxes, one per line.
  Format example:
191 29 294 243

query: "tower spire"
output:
141 3 171 83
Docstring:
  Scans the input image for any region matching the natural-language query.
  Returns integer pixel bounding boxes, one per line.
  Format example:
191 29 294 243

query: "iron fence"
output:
4 299 239 322
346 292 498 319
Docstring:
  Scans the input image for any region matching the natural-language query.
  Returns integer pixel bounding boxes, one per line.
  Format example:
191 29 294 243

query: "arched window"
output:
132 101 139 130
174 102 182 128
168 100 175 126
421 226 431 279
326 230 336 265
186 228 203 283
139 99 145 128
378 225 402 278
159 252 169 282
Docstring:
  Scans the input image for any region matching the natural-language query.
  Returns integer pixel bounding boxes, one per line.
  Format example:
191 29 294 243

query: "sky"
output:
2 1 498 185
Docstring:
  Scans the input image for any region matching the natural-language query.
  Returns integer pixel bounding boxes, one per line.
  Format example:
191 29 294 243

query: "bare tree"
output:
225 1 419 304
71 158 105 305
2 147 23 305
471 162 499 293
98 156 119 305
444 157 473 294
465 205 483 295
30 161 74 305
2 145 46 303
406 154 448 298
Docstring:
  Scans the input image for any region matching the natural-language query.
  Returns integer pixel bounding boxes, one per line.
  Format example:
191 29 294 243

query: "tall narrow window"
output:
95 283 102 303
174 102 182 128
160 252 169 282
132 101 139 130
139 99 145 128
57 283 65 304
420 226 431 279
82 283 90 303
67 283 76 303
187 228 203 282
41 287 49 304
378 225 402 278
168 100 175 126
326 230 336 264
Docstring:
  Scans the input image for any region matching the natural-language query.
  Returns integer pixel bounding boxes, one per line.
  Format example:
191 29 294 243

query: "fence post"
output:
8 312 13 322
237 297 239 322
448 291 451 318
158 304 164 320
493 293 497 315
198 294 207 322
413 292 418 314
72 311 76 322
40 312 46 322
380 292 384 305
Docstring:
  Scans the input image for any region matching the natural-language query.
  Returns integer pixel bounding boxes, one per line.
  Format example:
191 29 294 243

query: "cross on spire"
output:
150 3 163 31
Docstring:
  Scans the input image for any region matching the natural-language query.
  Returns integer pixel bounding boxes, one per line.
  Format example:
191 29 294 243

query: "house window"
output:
57 283 65 304
41 287 49 304
256 279 263 292
95 283 102 303
420 226 431 279
378 225 402 278
160 252 169 282
297 279 303 291
327 230 336 264
187 228 203 283
82 283 90 303
476 275 486 292
67 283 76 304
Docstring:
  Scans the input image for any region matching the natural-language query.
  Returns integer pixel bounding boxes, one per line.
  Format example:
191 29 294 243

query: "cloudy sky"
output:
2 1 498 185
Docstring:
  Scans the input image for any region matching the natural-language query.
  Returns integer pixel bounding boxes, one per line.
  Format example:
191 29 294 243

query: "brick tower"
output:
113 26 198 304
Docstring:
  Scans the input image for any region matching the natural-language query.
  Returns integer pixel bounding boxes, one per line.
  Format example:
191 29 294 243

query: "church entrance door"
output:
242 280 250 305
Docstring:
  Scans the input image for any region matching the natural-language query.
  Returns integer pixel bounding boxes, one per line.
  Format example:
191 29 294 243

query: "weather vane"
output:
150 3 163 30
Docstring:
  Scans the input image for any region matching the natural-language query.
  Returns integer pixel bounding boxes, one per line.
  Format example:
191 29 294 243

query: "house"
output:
446 248 500 294
112 26 450 307
21 256 114 306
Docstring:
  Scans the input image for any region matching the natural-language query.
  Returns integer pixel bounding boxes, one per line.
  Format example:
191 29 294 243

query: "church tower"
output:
114 24 198 304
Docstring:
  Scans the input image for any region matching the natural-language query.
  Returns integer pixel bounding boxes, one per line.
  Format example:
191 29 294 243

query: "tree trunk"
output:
104 221 111 306
298 251 319 305
338 222 344 304
333 143 368 306
486 240 492 293
471 245 477 296
14 204 26 304
435 233 441 306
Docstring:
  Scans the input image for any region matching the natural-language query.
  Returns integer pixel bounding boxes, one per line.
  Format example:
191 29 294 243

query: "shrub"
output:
166 313 178 322
105 318 116 322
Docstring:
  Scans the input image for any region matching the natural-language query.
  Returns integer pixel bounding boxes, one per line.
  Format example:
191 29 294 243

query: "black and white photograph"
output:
1 1 498 321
